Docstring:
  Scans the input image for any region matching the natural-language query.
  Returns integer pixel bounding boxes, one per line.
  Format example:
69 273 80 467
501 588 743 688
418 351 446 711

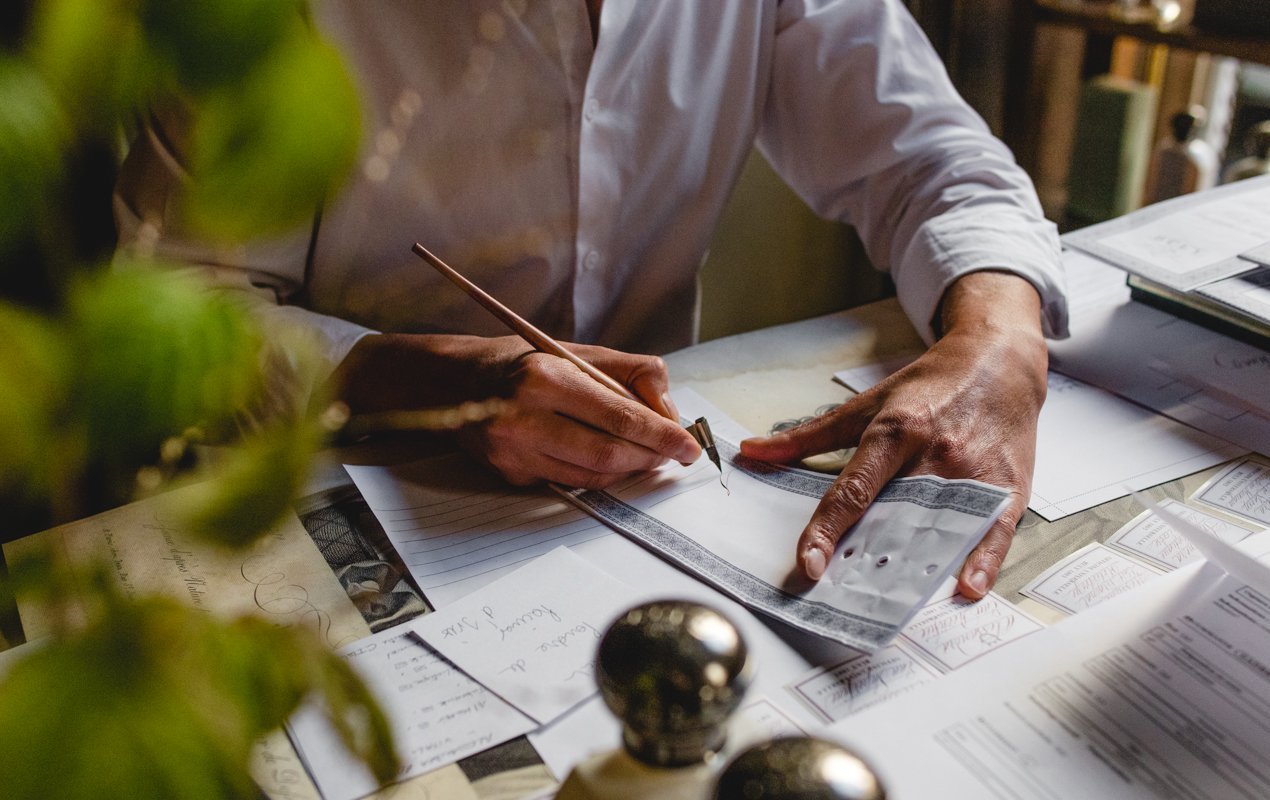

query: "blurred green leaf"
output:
139 0 302 90
4 4 397 796
186 33 361 241
179 414 325 548
0 597 399 800
0 57 69 254
28 0 154 129
0 302 68 498
67 266 263 464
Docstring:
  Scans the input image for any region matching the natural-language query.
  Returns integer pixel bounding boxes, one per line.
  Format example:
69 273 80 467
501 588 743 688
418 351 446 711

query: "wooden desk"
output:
0 297 1237 798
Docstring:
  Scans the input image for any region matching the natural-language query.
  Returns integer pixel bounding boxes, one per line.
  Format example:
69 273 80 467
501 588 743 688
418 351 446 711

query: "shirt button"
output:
583 251 600 270
584 98 599 123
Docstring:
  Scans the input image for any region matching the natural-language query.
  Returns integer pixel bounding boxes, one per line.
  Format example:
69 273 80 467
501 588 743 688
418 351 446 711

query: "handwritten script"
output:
411 546 644 724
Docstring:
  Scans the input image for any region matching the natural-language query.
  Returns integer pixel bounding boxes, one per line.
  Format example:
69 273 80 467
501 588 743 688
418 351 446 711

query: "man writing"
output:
115 0 1066 599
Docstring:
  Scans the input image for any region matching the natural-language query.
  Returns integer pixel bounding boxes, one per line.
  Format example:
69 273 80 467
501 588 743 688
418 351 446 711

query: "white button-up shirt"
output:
115 0 1067 380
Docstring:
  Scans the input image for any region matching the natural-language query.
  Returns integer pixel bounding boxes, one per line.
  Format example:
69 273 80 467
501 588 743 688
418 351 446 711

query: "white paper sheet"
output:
785 643 940 725
527 697 616 782
1192 456 1270 527
1062 247 1136 318
828 535 1270 799
833 365 1242 521
1195 265 1270 326
287 629 534 800
1048 295 1270 455
410 547 644 724
355 390 1009 652
566 400 1010 651
345 458 613 608
1106 498 1258 571
1063 174 1270 290
897 591 1044 673
1150 336 1270 418
739 695 808 738
1020 542 1162 616
521 532 840 782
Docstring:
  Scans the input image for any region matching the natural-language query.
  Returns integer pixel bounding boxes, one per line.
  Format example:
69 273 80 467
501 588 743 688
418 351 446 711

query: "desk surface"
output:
0 297 1237 799
663 299 1227 616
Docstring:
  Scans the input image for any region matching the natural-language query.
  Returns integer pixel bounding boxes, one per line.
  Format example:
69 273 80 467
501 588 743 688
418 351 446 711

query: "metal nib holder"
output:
713 736 887 800
597 600 751 768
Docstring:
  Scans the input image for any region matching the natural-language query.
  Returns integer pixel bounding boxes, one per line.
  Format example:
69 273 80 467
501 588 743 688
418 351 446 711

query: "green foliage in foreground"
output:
0 0 400 796
0 595 397 800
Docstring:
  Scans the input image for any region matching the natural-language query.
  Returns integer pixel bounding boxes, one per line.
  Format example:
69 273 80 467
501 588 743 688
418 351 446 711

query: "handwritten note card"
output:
2 483 369 648
1193 456 1270 528
899 592 1044 673
411 547 643 724
287 629 534 800
787 644 939 725
1106 498 1258 572
1020 542 1162 616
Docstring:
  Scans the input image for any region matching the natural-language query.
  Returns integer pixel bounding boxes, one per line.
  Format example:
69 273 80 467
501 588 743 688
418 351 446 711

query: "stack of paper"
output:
827 503 1270 798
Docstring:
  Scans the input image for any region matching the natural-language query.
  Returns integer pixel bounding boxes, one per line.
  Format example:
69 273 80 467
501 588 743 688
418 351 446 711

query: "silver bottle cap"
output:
597 599 751 767
713 736 886 800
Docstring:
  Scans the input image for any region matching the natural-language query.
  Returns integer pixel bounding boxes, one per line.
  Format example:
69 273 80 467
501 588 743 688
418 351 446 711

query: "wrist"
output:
937 271 1049 397
940 271 1045 342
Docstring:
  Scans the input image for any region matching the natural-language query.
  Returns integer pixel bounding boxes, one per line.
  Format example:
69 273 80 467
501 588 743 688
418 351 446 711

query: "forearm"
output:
330 332 527 414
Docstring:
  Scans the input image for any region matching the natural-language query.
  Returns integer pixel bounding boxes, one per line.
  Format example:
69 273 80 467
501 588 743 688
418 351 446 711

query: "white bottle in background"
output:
1222 121 1270 184
1145 107 1219 204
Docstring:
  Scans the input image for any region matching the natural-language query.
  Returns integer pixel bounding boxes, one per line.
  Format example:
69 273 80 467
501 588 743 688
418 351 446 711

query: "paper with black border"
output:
556 390 1011 653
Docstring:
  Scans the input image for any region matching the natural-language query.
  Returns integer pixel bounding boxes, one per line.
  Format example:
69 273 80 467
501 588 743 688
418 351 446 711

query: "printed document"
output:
1063 174 1270 290
1193 455 1270 527
1048 298 1270 454
829 530 1270 799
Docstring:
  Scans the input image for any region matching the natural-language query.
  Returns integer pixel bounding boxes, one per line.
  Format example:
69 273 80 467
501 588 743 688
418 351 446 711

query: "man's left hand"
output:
739 271 1049 599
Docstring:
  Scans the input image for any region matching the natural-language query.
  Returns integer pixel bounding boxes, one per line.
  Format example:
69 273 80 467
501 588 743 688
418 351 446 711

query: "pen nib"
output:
686 416 728 494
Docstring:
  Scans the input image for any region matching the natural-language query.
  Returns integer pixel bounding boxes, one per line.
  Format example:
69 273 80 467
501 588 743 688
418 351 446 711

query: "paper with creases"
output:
555 391 1011 653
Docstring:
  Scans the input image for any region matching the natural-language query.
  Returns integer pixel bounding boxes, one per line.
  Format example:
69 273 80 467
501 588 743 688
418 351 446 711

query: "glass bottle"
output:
1144 107 1219 204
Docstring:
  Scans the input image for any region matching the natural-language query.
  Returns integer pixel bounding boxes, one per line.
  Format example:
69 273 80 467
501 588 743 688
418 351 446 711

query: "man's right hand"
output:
331 333 701 489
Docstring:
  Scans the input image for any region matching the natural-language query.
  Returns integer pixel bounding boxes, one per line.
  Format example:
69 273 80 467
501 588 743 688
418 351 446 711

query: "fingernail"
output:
804 548 827 581
968 570 989 595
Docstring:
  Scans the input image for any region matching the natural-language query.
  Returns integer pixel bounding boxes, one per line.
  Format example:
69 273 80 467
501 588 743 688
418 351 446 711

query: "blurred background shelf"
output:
1004 0 1270 223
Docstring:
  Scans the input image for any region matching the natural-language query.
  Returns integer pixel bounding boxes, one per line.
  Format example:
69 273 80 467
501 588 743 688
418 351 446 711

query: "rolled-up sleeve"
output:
757 0 1067 342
